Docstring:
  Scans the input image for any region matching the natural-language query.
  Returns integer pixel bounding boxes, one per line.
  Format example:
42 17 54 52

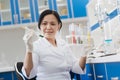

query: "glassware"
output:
117 0 120 21
95 0 105 26
103 15 115 54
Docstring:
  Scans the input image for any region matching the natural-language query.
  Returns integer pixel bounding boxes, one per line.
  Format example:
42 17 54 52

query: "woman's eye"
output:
51 23 55 25
42 23 47 25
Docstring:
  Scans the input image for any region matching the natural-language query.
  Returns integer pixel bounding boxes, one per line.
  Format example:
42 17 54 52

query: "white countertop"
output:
87 53 120 63
0 67 15 73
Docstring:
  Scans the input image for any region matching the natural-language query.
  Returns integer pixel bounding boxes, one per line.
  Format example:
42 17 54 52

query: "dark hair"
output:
38 9 62 30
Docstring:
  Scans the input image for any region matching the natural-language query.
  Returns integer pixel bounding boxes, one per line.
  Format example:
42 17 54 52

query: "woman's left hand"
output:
81 45 93 57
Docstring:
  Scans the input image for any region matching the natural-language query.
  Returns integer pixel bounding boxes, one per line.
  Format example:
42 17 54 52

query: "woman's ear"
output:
58 23 61 30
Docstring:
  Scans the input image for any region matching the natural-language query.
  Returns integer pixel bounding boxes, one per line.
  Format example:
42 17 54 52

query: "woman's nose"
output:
46 24 51 29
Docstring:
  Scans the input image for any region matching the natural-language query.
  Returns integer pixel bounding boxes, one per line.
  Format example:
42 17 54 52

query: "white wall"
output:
0 27 26 68
0 28 25 66
0 23 38 68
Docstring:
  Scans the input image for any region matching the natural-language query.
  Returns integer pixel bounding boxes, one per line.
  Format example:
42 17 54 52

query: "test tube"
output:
69 23 76 44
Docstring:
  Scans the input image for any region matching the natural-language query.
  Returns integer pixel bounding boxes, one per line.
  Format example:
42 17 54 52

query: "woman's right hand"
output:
23 27 38 52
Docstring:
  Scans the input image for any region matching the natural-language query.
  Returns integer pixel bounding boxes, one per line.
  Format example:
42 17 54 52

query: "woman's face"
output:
40 14 60 39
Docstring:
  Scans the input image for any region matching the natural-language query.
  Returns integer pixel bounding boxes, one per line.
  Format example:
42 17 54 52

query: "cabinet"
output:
53 0 89 19
0 72 12 80
86 62 120 80
0 0 35 25
72 0 89 18
86 54 120 80
34 0 51 21
0 0 51 25
106 62 120 80
34 0 72 19
94 63 107 80
15 0 35 23
0 0 88 26
53 0 71 19
0 71 17 80
34 0 72 21
0 0 15 25
85 63 94 80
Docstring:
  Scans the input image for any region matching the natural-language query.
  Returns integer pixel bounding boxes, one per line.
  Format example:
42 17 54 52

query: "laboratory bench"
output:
0 67 17 80
1 54 120 80
85 53 120 80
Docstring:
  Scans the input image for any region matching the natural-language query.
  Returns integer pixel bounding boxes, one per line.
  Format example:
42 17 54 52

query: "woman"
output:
22 9 91 80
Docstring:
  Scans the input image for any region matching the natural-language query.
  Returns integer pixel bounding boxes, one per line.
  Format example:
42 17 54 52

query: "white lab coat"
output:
22 37 84 80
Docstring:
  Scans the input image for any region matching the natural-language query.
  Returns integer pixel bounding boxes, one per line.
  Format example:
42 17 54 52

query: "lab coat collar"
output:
42 37 52 47
42 37 66 48
41 37 66 57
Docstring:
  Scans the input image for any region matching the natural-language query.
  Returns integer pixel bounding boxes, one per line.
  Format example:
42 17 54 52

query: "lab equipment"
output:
117 0 120 22
95 3 102 25
86 26 94 47
94 0 105 26
103 17 115 54
68 23 77 44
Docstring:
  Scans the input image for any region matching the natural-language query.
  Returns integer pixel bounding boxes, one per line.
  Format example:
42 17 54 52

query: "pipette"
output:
21 26 32 31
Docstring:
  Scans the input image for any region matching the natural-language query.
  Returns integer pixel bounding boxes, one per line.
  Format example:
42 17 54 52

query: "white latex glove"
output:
81 45 93 57
23 27 39 52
